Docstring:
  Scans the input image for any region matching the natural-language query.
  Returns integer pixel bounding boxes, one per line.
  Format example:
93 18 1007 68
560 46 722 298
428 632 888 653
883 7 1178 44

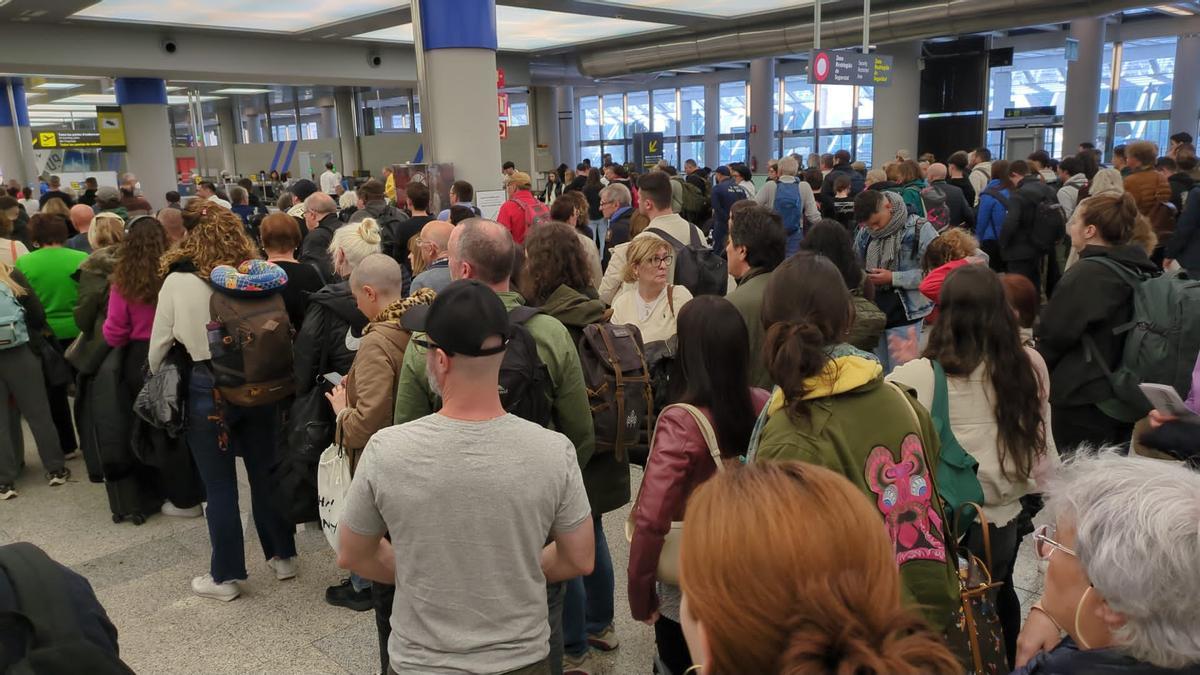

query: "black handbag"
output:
272 348 335 524
38 339 73 388
133 345 190 436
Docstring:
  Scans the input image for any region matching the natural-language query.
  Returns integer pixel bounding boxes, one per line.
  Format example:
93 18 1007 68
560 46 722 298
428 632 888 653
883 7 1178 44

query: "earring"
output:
684 667 703 674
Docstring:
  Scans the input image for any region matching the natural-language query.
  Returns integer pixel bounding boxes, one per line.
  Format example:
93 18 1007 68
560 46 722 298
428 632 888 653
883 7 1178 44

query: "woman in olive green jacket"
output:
748 252 959 633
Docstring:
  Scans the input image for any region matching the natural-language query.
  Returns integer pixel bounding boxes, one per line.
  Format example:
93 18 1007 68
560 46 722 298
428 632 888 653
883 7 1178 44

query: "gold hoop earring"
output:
684 666 703 674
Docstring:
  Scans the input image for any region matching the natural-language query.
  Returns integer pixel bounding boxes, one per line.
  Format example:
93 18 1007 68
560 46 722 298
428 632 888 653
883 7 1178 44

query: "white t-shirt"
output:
320 170 342 195
340 413 591 675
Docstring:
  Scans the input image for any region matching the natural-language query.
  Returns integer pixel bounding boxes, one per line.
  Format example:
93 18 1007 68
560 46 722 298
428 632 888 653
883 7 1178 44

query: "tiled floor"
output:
2 426 1043 674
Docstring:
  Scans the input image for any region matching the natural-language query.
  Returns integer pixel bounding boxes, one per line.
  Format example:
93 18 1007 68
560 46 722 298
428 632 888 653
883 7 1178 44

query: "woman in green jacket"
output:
749 251 959 633
14 213 88 455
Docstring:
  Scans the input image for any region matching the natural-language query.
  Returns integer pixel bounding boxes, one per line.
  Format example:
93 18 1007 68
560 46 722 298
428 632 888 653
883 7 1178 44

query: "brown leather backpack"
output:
208 292 295 407
578 322 653 461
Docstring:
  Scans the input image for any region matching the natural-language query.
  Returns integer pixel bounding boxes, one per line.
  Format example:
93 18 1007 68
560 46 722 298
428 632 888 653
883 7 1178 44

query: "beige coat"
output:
609 284 693 344
887 348 1059 526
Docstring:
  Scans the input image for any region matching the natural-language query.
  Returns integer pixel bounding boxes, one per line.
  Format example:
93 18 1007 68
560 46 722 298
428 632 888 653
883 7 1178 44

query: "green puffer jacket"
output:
71 245 119 373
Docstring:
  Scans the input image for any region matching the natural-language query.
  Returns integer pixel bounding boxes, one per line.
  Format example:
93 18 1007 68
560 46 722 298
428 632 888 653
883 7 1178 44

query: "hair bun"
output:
357 217 382 246
780 608 963 674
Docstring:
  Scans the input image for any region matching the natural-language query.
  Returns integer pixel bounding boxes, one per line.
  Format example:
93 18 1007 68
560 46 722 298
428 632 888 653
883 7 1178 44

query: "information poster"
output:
476 189 507 220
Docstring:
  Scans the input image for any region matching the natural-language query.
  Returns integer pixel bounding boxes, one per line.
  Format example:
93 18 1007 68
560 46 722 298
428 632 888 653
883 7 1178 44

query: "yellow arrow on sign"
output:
38 132 57 148
648 140 658 153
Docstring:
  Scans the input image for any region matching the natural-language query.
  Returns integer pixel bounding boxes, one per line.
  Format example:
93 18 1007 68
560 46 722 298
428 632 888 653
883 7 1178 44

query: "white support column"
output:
704 82 720 168
1062 18 1105 150
116 78 176 211
415 0 502 193
0 79 36 186
749 58 776 170
871 41 921 168
555 85 577 168
1169 33 1200 143
334 87 360 175
214 100 238 175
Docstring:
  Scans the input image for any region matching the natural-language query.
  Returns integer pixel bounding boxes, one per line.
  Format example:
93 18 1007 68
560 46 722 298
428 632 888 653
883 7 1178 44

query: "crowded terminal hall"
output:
3 1 1200 673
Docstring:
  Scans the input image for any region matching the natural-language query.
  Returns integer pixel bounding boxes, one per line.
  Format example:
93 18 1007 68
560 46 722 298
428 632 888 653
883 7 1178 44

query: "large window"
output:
579 86 706 168
775 74 873 163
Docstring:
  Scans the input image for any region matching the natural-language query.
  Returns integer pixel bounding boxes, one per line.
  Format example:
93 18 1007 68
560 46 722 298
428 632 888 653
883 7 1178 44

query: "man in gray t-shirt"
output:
337 280 594 675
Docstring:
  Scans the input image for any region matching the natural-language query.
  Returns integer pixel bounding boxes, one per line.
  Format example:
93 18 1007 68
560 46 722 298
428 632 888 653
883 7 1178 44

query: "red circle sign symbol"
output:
814 51 831 82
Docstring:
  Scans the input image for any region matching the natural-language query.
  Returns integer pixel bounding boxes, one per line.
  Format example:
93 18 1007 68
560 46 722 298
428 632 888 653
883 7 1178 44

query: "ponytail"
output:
780 605 962 674
764 319 831 420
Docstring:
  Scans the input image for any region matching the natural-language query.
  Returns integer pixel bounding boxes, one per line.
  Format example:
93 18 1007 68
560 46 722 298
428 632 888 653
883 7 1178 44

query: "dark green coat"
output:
71 246 118 372
539 284 630 515
727 269 773 390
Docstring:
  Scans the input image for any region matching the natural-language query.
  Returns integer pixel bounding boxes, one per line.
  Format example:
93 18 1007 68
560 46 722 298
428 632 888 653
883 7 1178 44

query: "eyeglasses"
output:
648 254 673 268
600 200 614 207
1033 524 1077 560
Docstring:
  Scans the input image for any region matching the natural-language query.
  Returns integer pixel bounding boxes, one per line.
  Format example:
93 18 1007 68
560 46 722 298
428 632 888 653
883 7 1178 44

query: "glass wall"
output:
578 72 875 169
578 86 706 168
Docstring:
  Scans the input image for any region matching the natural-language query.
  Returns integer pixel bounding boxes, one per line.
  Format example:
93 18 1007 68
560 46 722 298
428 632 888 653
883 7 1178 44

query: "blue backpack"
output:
773 180 804 236
0 285 29 350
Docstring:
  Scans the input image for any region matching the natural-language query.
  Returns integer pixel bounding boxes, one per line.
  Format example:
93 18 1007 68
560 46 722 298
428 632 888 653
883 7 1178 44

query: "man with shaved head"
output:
392 217 596 674
65 204 98 252
409 220 454 296
157 208 187 246
300 192 342 281
924 162 974 230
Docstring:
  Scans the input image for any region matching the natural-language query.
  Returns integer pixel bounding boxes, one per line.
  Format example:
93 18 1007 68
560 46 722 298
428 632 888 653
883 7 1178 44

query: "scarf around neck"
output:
865 191 909 273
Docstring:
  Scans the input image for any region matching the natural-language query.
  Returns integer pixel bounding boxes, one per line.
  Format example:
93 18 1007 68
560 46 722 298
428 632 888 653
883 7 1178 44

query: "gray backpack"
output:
1082 259 1200 422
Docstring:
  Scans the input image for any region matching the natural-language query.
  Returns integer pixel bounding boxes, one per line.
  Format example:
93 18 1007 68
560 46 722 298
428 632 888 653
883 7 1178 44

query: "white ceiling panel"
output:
355 5 673 51
592 0 812 18
72 0 408 33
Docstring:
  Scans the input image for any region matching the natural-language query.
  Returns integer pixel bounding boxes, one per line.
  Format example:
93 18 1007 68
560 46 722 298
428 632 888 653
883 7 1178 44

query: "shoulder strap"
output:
931 359 950 420
508 305 541 325
666 286 675 316
664 403 724 470
646 227 686 251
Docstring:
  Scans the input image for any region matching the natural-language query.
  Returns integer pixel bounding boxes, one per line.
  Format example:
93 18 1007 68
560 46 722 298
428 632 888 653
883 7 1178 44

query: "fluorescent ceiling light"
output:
210 87 273 95
72 0 409 33
53 93 222 105
33 82 82 90
355 5 673 50
29 103 99 112
587 0 812 18
1154 4 1195 15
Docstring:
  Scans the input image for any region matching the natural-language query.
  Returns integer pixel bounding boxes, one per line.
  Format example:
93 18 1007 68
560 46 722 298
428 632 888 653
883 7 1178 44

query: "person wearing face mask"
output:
1013 451 1200 674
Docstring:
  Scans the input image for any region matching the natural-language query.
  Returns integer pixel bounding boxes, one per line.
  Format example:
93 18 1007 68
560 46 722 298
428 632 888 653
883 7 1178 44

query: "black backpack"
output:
1029 194 1067 254
499 306 553 426
647 227 728 297
0 543 134 675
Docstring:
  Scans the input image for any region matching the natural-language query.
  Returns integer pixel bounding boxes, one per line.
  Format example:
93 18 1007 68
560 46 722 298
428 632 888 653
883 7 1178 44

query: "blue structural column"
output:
414 0 502 193
116 78 175 211
0 79 36 187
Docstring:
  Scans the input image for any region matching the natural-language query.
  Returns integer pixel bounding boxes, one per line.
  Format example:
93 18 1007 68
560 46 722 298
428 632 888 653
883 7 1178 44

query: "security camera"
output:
162 38 178 54
367 52 382 68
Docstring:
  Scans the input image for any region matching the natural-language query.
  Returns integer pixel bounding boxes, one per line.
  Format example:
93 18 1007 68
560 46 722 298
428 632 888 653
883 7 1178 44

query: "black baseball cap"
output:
401 280 509 357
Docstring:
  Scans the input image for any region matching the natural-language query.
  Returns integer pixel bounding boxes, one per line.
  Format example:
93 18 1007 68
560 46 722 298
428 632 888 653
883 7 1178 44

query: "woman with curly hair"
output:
149 202 296 602
549 193 603 288
679 462 961 675
523 222 628 668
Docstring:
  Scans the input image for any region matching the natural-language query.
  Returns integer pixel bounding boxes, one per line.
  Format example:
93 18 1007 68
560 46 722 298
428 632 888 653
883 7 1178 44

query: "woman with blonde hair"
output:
149 201 296 602
679 462 961 674
39 197 71 224
610 235 693 344
0 259 67 500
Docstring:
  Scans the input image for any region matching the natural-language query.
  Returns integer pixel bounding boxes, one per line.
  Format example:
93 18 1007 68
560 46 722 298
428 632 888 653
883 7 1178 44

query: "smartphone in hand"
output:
323 372 343 387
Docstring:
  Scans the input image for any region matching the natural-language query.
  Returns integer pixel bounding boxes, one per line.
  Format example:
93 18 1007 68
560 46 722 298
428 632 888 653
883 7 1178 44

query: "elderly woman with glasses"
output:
609 235 692 344
1014 450 1200 674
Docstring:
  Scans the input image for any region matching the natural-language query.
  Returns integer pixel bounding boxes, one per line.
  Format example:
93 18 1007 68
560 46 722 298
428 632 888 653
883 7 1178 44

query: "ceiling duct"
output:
577 0 1151 78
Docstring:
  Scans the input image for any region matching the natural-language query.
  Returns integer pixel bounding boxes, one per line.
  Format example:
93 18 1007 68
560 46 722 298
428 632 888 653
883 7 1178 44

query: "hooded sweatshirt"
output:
539 284 631 515
750 348 959 632
1057 173 1089 218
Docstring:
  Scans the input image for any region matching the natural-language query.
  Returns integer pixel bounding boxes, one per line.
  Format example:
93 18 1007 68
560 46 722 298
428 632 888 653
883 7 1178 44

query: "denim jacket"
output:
854 217 939 323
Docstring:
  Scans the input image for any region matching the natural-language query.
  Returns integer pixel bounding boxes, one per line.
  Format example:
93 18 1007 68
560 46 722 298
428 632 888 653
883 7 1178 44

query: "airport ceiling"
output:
0 0 1191 55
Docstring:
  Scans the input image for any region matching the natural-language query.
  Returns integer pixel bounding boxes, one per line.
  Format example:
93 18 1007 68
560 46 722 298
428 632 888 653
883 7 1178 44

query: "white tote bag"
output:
316 439 352 552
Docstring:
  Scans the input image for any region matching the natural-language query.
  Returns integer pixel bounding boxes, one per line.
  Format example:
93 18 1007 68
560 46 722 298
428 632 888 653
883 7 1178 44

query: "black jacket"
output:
38 190 75 208
292 282 369 396
1169 172 1195 212
1035 245 1158 407
1001 176 1058 261
583 184 603 220
603 207 634 269
947 176 976 208
299 214 345 283
929 179 976 230
351 200 409 261
1013 636 1200 675
1166 187 1200 274
820 162 865 197
565 176 587 193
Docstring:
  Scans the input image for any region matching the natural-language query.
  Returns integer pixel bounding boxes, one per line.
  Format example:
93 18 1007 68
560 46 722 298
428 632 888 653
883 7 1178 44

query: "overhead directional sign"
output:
808 49 893 87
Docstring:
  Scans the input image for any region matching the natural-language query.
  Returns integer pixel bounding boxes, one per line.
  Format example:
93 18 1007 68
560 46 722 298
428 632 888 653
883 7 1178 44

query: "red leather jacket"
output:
628 389 770 620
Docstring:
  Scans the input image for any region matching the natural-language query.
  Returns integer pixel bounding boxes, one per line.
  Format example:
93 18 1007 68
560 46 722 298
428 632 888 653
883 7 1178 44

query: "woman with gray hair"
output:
1014 450 1200 673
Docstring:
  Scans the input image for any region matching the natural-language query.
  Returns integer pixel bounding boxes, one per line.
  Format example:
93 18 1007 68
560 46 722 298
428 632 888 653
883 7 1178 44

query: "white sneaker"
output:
191 574 240 602
267 557 297 581
161 501 204 518
0 484 16 500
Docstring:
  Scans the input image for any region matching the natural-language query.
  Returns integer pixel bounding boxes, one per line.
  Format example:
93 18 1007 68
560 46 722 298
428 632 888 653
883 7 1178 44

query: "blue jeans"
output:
563 514 614 657
187 365 296 583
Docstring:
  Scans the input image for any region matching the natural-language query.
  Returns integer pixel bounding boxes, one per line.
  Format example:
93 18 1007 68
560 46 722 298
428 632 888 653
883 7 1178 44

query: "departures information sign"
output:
808 49 893 88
